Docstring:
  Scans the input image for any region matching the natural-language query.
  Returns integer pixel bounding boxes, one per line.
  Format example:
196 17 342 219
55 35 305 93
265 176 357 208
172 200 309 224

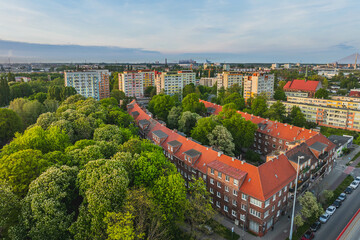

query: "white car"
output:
319 213 330 223
350 180 360 189
326 206 336 216
355 176 360 182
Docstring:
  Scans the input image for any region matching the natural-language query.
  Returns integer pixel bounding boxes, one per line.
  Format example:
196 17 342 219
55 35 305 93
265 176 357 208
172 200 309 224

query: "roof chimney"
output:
218 151 223 157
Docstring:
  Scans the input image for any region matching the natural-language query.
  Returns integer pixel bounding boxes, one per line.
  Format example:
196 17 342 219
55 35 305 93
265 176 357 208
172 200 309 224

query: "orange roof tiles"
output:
283 79 320 92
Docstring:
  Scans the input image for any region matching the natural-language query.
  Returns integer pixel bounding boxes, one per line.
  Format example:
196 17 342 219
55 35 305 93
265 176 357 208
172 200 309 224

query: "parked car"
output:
350 180 360 189
337 193 347 202
319 213 330 223
333 200 342 208
310 221 321 232
326 206 336 216
345 187 353 194
301 230 315 240
355 176 360 181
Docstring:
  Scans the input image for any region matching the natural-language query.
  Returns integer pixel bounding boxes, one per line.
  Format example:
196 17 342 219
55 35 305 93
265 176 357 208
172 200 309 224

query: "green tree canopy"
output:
273 89 287 101
207 125 235 156
251 95 268 117
148 94 175 121
315 88 329 99
289 106 307 127
265 101 286 122
0 109 23 147
167 106 182 129
0 75 10 106
182 83 196 98
190 116 219 145
181 93 206 115
223 92 245 110
178 111 201 135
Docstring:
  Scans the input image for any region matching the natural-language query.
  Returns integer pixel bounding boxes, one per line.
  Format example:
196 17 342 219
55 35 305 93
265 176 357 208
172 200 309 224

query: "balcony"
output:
319 151 329 160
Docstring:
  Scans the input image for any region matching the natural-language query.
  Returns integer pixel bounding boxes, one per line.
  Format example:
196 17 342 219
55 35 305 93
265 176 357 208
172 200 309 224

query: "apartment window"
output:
185 173 187 178
283 196 286 202
264 210 269 218
277 201 281 207
279 190 282 197
210 168 214 175
250 197 262 208
218 172 222 179
224 195 229 202
234 179 239 186
185 155 187 161
226 175 230 182
272 195 276 201
284 186 287 192
224 205 228 212
210 188 214 194
272 205 275 212
277 210 280 217
242 193 247 200
217 182 221 188
265 200 270 208
217 192 221 198
232 210 237 217
232 200 237 206
210 178 214 185
216 201 220 208
225 186 229 192
241 204 247 211
233 190 238 196
250 208 261 218
240 214 245 221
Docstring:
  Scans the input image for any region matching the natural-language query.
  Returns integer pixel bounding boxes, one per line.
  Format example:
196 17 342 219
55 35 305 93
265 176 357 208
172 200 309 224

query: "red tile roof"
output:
128 100 298 201
283 79 320 92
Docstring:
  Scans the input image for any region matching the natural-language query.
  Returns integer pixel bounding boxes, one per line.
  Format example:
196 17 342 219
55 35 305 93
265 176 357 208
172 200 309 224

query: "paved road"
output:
337 209 360 240
313 185 360 240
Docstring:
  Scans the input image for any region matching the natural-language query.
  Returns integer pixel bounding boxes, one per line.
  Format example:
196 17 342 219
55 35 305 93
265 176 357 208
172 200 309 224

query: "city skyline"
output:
0 0 359 62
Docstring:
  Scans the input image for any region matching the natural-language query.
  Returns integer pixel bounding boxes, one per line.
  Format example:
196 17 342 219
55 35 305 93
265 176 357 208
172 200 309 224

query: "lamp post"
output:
289 155 304 240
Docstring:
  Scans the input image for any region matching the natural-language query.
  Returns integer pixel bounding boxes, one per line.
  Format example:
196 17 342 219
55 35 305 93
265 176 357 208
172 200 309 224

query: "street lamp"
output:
289 155 304 240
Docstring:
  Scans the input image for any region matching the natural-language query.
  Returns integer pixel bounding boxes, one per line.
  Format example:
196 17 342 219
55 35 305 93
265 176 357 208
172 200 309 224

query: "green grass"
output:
206 219 240 240
320 126 359 138
327 175 354 205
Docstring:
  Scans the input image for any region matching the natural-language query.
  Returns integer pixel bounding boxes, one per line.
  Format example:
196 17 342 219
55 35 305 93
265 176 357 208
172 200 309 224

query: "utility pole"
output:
289 156 304 240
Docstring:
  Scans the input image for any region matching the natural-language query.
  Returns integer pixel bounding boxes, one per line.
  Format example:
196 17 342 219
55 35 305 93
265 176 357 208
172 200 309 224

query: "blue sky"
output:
0 0 359 62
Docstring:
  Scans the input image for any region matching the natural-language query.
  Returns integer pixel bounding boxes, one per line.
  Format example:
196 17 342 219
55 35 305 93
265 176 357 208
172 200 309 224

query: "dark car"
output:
345 187 353 194
310 221 321 232
301 230 315 240
333 200 342 208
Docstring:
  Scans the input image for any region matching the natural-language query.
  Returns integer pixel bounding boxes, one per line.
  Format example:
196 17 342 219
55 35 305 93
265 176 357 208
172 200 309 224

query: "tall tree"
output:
0 75 10 106
207 125 235 156
224 92 245 110
190 116 219 145
178 111 201 135
182 83 196 98
315 88 329 99
167 106 182 129
148 95 175 121
265 101 286 122
273 89 287 101
0 109 23 147
181 93 206 114
251 95 268 117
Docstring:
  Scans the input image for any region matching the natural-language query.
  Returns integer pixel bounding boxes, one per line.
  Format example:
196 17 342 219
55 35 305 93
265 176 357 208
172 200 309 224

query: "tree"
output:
110 89 126 103
152 174 186 225
278 80 287 89
320 190 334 205
0 182 21 239
207 125 235 156
218 103 237 120
32 92 47 103
323 78 329 89
9 99 45 127
178 111 201 135
190 116 219 145
0 149 49 196
144 86 156 98
294 214 304 228
60 86 77 101
273 89 287 101
185 178 215 237
182 83 196 98
108 109 134 128
93 124 131 145
21 166 79 240
0 109 23 147
227 83 242 95
70 159 129 240
251 95 268 117
315 88 329 99
289 106 307 127
181 93 206 115
298 192 323 222
266 101 286 122
148 95 175 121
36 112 57 129
223 92 245 110
0 75 10 106
167 106 182 129
47 86 62 101
43 99 59 112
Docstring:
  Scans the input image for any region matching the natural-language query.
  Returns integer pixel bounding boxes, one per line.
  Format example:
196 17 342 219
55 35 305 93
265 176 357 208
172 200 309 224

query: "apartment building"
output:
217 72 243 90
119 70 155 98
199 77 217 87
268 97 360 132
64 70 110 100
243 73 275 101
283 79 322 98
128 99 335 237
155 71 196 96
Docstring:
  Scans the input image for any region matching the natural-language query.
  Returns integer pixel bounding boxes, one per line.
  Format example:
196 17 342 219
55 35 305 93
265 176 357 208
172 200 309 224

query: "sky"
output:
0 0 359 63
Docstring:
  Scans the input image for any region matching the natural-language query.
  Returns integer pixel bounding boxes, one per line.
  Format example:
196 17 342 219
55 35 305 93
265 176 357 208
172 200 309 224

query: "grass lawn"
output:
206 219 240 240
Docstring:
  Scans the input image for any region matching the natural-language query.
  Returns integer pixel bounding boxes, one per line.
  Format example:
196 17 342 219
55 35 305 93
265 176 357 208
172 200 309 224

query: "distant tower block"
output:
165 58 167 65
355 53 358 70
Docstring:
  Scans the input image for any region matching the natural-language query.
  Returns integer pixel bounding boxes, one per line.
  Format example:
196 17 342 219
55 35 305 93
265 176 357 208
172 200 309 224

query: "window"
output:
276 210 280 217
185 155 187 161
242 193 247 200
240 214 245 221
265 200 270 208
185 165 187 170
250 197 262 208
216 201 220 208
250 208 261 218
234 179 239 186
277 201 280 207
283 196 286 202
211 168 214 175
264 210 269 218
272 195 276 201
217 192 221 198
210 188 214 194
226 175 230 182
241 204 246 211
232 210 237 217
210 197 213 203
232 200 237 206
284 186 287 192
218 172 222 179
224 195 229 202
233 190 238 196
217 182 221 188
210 178 214 185
272 205 275 212
185 173 187 178
224 205 228 212
225 186 229 192
278 190 282 197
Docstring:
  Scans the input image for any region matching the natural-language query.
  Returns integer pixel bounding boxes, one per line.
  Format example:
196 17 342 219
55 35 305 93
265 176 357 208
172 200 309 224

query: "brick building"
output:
283 79 322 98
